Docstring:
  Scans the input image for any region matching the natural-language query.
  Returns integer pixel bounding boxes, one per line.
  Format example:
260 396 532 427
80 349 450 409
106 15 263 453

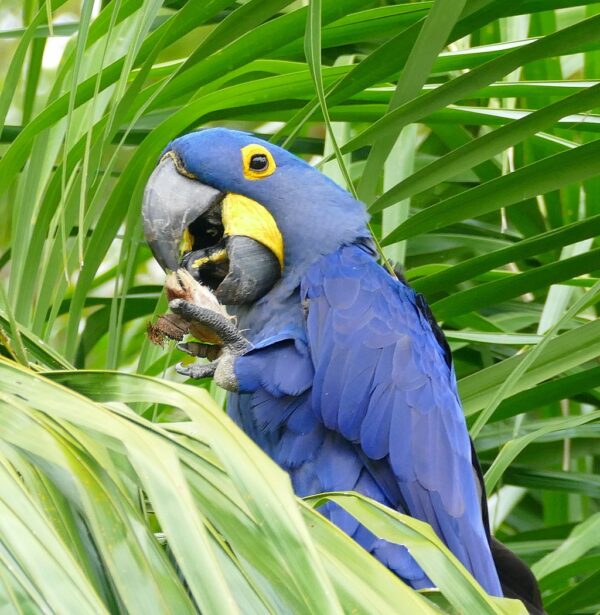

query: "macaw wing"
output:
301 244 501 596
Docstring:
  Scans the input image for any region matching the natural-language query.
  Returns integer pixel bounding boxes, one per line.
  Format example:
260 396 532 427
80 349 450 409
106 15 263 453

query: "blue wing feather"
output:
229 243 501 595
300 244 502 596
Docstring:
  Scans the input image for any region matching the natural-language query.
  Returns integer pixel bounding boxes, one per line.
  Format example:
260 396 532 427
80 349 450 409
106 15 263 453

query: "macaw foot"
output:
169 298 248 391
175 361 217 379
169 299 249 353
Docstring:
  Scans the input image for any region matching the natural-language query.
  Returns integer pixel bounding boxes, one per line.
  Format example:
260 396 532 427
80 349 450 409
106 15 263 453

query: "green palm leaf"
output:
0 0 599 611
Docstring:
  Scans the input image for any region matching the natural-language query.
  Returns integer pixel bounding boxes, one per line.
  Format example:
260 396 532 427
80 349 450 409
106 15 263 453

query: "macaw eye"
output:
241 144 276 180
249 154 269 171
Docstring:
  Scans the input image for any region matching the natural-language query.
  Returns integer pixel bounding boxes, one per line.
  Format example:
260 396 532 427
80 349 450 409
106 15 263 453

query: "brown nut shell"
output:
147 313 190 346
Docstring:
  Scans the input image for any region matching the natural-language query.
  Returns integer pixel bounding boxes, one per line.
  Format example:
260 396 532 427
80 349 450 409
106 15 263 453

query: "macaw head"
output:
142 128 369 305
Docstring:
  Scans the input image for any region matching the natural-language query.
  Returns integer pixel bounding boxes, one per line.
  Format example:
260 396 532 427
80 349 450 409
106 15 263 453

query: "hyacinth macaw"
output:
142 128 543 612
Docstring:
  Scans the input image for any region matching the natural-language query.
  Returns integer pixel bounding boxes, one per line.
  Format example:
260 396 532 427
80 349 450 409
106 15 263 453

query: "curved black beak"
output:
142 154 223 271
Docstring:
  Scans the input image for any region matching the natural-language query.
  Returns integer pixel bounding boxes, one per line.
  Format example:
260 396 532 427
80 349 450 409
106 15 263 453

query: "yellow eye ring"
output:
241 144 276 180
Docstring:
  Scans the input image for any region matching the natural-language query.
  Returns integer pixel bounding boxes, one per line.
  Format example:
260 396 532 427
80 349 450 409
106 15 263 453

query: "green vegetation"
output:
0 1 598 613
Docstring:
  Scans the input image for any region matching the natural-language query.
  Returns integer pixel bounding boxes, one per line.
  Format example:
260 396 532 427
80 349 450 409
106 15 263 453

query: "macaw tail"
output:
491 538 546 615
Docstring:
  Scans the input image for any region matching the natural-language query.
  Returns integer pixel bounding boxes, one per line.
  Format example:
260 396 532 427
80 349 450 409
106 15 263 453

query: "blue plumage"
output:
229 243 502 596
161 128 503 596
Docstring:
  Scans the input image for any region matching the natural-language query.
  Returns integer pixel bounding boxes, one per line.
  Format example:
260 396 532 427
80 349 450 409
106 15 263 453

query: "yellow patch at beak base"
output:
179 228 194 257
221 194 284 269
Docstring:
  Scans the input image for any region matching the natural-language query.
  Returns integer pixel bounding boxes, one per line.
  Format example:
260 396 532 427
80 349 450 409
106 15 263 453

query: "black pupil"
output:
249 153 268 171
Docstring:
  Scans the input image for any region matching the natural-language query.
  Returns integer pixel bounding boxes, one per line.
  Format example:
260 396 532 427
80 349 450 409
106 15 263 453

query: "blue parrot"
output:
142 128 543 610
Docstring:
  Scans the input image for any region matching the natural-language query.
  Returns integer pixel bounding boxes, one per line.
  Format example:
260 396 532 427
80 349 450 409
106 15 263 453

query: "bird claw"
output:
169 299 249 355
175 361 218 380
170 299 247 385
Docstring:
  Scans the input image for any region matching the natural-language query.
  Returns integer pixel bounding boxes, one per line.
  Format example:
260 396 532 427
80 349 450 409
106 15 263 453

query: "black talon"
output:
177 341 222 361
177 341 203 357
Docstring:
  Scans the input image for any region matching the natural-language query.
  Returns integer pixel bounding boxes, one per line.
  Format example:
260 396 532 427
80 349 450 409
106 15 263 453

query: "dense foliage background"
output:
0 0 599 613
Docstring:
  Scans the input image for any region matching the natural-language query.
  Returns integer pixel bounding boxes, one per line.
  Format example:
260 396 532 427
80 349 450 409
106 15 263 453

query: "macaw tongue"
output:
180 239 230 291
